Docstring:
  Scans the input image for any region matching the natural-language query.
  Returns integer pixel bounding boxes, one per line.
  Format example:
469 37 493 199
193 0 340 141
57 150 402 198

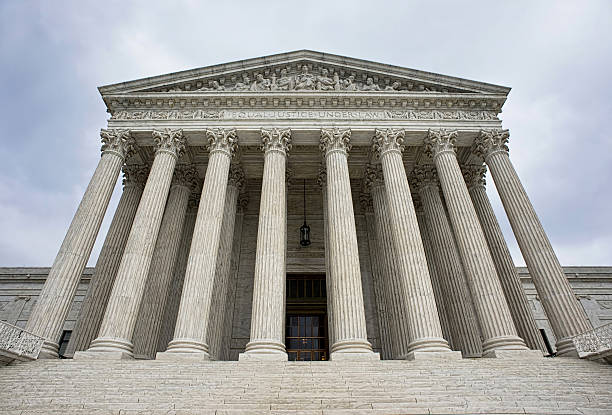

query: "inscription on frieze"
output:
112 109 498 121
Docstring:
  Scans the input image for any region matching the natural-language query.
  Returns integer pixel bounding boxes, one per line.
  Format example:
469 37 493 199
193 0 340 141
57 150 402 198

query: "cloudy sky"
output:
0 1 611 267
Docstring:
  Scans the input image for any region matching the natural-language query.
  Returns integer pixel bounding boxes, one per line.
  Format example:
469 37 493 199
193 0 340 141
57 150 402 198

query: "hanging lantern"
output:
300 179 311 246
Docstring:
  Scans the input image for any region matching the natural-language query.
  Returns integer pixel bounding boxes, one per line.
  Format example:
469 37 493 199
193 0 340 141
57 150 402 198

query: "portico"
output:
24 51 590 362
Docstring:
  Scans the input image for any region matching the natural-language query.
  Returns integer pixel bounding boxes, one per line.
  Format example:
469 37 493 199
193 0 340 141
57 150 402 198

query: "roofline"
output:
98 50 511 96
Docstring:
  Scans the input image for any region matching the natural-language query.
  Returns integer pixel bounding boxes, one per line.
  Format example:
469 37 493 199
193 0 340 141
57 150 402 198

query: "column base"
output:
73 351 133 361
165 338 210 354
330 339 374 354
405 350 462 361
37 340 60 359
86 336 134 357
555 337 579 357
482 335 528 355
483 349 544 359
406 337 452 355
156 351 211 362
330 351 380 361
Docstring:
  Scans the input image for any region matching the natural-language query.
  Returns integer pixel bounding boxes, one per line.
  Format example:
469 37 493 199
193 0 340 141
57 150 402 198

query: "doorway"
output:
285 274 328 361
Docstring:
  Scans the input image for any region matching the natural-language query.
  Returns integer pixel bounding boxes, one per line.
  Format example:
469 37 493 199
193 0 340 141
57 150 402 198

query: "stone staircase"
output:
1 357 611 415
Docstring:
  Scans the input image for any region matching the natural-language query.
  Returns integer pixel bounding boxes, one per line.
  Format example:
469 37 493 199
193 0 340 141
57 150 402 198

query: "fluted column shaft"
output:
164 129 237 357
320 128 375 359
474 130 591 355
84 129 186 357
133 167 194 359
414 203 454 349
361 194 392 359
416 176 482 357
157 198 198 353
464 165 546 352
207 167 242 360
318 169 335 348
368 182 409 359
26 130 135 358
425 129 527 355
65 165 147 357
242 128 291 359
372 129 450 357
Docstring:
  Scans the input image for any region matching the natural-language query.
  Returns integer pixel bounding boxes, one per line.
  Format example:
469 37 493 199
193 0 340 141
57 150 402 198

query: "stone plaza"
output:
1 51 610 414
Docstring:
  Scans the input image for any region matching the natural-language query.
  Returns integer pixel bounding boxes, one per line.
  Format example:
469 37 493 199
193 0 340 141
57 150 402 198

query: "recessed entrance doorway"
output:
285 274 328 361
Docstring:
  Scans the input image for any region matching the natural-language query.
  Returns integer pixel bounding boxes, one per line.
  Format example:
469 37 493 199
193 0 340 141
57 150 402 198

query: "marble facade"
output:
3 51 601 362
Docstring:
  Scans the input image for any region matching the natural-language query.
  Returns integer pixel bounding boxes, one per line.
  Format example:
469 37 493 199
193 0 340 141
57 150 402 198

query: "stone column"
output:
161 129 238 359
372 129 454 359
240 129 291 361
65 164 148 357
132 165 198 359
413 166 483 357
207 165 244 360
424 129 531 358
77 129 185 359
364 164 410 359
360 191 392 360
473 129 591 355
320 128 377 360
219 193 248 361
157 193 199 353
462 164 547 352
412 194 454 350
317 167 335 348
26 129 136 358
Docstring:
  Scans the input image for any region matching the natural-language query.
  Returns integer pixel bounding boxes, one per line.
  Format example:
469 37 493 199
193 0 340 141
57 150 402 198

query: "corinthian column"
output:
157 194 199 353
372 129 454 360
65 164 148 357
77 129 185 359
207 165 244 360
364 164 410 359
473 130 591 356
413 166 482 357
161 129 238 359
317 167 335 348
360 191 392 359
133 165 198 359
462 163 546 352
320 128 377 360
26 129 136 358
424 129 532 358
240 128 291 360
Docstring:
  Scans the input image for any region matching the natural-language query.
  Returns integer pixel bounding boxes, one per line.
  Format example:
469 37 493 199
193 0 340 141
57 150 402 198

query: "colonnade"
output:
25 126 591 361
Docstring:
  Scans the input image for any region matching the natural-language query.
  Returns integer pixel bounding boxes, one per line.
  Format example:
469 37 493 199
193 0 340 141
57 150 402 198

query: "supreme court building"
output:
7 51 606 366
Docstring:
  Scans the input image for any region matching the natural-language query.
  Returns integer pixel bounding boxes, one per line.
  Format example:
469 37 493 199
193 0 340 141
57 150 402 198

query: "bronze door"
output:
286 314 328 361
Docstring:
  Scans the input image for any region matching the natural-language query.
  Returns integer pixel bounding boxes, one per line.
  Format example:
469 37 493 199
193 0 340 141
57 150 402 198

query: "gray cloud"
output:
0 0 610 266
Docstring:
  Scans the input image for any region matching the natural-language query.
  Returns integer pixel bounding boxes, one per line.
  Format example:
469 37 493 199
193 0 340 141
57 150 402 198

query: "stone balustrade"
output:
0 320 45 365
571 322 612 361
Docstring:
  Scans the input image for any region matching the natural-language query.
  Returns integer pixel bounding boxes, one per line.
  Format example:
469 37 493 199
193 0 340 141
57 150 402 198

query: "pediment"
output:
99 50 510 96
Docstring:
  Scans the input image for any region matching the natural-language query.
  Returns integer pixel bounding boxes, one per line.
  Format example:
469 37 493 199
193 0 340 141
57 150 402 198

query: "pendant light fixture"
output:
300 179 311 246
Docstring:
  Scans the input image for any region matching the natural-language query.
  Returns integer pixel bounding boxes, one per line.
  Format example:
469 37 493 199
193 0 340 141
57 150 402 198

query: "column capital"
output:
372 128 405 159
412 165 439 191
101 129 137 160
363 163 384 192
317 167 327 188
424 129 458 160
152 128 187 159
462 164 487 190
228 164 245 190
122 164 149 189
359 192 374 213
473 129 510 160
320 128 351 156
172 164 199 191
261 128 292 155
206 128 239 158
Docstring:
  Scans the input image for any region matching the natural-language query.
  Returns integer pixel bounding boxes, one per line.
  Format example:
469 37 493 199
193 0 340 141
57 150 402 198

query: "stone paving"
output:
1 357 611 414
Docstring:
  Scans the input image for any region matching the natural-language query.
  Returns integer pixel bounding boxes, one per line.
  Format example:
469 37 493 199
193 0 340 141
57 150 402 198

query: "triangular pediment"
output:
98 50 510 96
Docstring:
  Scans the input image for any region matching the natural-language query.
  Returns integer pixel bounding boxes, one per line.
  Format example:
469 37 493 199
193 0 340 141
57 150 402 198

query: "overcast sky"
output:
0 1 611 267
